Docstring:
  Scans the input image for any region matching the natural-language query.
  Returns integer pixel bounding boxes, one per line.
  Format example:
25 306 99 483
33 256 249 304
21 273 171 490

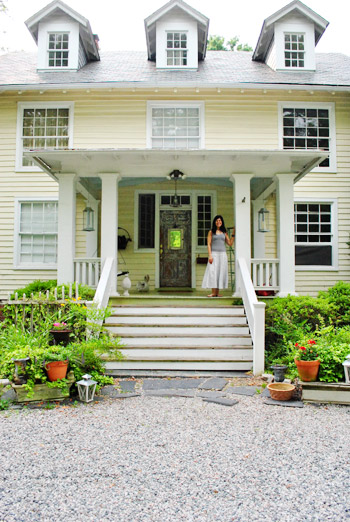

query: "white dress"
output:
201 233 228 289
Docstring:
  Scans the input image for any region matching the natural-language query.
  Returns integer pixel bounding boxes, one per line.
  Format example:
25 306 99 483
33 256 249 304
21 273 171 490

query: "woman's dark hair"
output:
211 215 226 234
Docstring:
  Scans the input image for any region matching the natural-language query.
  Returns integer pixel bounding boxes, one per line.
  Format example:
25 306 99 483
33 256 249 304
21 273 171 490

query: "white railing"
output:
237 257 266 375
88 257 115 334
74 258 101 288
251 259 279 291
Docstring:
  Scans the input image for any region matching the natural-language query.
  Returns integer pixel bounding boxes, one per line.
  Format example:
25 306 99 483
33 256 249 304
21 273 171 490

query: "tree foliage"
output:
207 35 252 52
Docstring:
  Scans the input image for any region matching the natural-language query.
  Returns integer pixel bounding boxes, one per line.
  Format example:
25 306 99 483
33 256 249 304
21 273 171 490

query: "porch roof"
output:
26 148 327 186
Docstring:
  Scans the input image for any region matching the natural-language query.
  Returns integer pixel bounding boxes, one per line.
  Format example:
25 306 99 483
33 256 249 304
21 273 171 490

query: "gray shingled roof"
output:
0 50 349 88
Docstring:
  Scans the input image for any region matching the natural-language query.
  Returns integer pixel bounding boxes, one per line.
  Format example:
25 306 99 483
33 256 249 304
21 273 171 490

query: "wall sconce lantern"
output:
77 374 97 403
343 354 350 384
83 205 95 232
258 206 270 233
167 170 186 208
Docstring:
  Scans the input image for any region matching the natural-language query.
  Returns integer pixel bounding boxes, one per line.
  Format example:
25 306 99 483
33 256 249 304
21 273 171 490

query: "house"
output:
0 0 349 374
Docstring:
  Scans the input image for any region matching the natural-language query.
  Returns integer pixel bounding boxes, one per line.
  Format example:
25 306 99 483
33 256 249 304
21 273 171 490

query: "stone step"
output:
107 326 250 336
105 361 253 372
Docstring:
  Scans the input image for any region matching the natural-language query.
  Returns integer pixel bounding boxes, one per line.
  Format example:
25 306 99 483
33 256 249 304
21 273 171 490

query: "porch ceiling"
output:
26 148 328 182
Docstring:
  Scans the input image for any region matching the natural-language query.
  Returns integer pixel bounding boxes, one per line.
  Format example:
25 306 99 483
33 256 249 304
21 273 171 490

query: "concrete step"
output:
119 337 252 348
117 348 253 361
109 306 245 317
107 326 250 336
106 315 247 326
105 361 253 372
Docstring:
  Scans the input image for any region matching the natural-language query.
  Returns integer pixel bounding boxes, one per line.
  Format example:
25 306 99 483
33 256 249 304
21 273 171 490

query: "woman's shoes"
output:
207 294 223 297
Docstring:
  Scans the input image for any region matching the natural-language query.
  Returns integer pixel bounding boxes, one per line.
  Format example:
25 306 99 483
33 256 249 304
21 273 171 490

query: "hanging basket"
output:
118 227 132 250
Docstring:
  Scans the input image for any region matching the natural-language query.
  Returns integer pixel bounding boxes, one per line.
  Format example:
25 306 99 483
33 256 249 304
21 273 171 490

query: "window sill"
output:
295 266 338 272
14 265 57 271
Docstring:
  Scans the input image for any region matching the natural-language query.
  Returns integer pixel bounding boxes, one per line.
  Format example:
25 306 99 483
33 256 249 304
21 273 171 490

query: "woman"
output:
201 215 235 297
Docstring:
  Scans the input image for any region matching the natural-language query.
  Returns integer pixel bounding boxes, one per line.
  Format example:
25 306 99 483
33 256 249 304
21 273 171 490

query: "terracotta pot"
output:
295 358 320 382
45 360 69 382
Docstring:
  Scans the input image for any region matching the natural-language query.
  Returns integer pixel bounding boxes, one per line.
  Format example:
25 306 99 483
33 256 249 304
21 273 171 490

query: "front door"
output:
159 209 191 287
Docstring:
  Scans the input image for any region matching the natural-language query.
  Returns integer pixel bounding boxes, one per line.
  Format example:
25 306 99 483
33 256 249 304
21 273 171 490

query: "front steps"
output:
104 301 253 374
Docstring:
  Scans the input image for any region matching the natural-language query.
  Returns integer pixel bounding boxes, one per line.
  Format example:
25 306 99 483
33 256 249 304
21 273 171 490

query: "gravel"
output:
0 391 350 522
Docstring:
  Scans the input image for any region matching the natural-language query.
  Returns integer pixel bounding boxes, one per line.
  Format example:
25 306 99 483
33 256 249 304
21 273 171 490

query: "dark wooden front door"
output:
160 210 191 287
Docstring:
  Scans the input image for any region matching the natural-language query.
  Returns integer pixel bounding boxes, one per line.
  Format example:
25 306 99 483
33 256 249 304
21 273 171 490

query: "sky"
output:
0 0 349 55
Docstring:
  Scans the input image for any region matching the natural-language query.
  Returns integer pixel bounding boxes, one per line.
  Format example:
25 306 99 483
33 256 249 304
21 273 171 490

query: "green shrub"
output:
318 281 350 326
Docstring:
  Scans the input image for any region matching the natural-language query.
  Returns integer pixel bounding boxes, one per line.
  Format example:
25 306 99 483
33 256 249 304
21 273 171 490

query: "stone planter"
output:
49 329 72 347
301 381 350 405
270 364 288 382
12 371 75 403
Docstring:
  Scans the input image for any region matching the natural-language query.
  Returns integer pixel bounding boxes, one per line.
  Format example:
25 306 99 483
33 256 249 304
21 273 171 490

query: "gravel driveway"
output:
1 383 349 522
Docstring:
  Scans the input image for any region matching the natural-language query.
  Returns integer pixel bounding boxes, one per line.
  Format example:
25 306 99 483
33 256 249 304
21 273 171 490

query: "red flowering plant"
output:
294 339 319 361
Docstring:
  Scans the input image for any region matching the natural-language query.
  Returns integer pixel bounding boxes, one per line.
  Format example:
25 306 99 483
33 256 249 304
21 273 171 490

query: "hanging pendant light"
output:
83 180 95 232
258 206 270 233
167 170 185 208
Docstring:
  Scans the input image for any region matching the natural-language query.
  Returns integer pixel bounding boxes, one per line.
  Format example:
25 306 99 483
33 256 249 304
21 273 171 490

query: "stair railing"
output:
89 257 115 334
237 257 266 375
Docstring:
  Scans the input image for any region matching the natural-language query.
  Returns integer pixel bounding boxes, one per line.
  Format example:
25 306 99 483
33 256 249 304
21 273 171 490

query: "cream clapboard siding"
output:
0 88 349 298
264 193 277 259
75 194 87 258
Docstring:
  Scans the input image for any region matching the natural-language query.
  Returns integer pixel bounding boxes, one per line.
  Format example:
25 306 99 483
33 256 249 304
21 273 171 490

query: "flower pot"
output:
45 360 69 382
267 382 295 401
270 364 288 382
50 329 72 347
295 358 320 382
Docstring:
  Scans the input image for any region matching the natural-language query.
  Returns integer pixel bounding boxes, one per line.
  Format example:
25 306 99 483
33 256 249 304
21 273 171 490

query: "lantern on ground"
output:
342 355 350 384
77 374 97 402
258 207 270 233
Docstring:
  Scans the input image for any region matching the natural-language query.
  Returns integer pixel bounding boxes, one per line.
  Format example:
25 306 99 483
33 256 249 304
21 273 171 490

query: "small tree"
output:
207 35 226 51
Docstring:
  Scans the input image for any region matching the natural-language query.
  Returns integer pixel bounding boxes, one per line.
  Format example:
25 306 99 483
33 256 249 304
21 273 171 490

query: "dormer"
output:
144 0 209 69
253 0 328 72
25 0 99 72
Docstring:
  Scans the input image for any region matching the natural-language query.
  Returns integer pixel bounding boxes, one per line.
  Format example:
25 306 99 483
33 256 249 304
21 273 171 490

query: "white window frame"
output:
294 197 338 271
16 102 74 172
146 101 205 149
166 31 188 67
278 102 336 173
47 32 70 68
14 197 59 270
284 32 305 68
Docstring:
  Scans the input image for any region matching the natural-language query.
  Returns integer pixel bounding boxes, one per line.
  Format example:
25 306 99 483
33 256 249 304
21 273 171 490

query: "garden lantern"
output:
342 355 350 384
77 374 97 402
258 206 270 233
83 205 95 231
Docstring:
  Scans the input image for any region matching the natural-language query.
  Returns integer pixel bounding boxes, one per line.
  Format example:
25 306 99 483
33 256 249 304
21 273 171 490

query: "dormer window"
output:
166 32 187 66
284 33 305 67
48 33 69 68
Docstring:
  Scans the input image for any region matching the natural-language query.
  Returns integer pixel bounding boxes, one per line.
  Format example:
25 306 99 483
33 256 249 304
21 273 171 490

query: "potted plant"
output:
294 339 320 382
50 321 72 346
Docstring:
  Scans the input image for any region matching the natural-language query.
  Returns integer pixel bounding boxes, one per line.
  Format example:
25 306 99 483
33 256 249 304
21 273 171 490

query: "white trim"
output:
14 197 58 270
16 101 74 172
47 31 70 69
278 101 336 173
146 101 205 149
294 197 338 271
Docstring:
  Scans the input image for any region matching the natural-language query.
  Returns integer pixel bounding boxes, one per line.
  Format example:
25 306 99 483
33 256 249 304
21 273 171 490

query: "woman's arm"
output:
207 231 213 264
225 228 235 247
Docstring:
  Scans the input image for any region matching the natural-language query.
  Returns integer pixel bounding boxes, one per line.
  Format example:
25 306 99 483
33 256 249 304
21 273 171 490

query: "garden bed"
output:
301 381 350 405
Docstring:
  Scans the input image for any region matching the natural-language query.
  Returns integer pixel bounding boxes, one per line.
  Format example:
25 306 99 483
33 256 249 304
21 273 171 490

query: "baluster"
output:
272 262 277 287
82 263 87 286
259 263 263 287
88 262 93 286
76 262 81 285
94 262 99 287
54 287 58 300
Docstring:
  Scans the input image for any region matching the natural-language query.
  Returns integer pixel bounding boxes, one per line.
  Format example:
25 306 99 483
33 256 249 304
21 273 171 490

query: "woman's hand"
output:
209 255 213 264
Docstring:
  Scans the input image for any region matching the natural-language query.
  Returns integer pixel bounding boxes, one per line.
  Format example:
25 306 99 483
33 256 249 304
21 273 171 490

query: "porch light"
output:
343 355 350 384
167 170 185 208
77 374 97 403
83 205 95 232
258 207 270 233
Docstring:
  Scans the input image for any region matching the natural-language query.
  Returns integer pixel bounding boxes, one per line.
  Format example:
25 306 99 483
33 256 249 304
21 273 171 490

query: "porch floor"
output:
110 289 240 307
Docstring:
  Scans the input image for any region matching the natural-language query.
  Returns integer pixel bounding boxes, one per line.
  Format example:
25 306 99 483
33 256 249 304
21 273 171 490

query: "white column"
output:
231 174 253 296
57 173 76 284
99 173 120 294
252 199 265 258
275 173 297 296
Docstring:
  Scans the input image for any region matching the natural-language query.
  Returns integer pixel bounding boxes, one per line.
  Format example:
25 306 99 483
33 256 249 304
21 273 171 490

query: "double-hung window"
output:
166 32 187 66
279 102 336 171
284 33 305 68
294 200 337 269
17 102 73 170
16 200 58 268
148 102 204 149
48 33 69 68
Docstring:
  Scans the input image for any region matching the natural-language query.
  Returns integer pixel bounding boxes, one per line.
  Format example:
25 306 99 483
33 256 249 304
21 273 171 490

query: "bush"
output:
318 281 350 326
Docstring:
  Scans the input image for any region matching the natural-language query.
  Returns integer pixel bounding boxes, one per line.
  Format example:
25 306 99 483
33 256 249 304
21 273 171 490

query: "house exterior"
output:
0 0 349 304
